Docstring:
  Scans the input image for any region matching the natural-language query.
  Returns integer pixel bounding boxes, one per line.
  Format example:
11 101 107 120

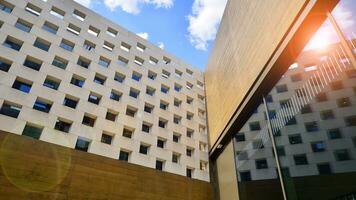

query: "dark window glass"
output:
52 57 67 69
139 145 149 154
75 138 90 152
0 2 13 13
93 75 105 85
294 154 308 165
249 122 261 131
114 73 125 83
289 134 302 144
320 110 335 120
82 115 95 127
345 116 356 126
77 58 90 68
106 112 116 122
240 171 251 182
43 78 60 90
317 163 332 175
88 94 101 104
186 148 193 157
42 21 58 34
126 108 136 117
235 133 245 142
12 79 32 93
157 139 165 148
23 58 41 71
33 99 52 113
334 149 350 161
328 128 342 139
101 134 113 145
186 168 193 178
129 89 139 98
70 76 85 87
173 134 180 143
144 105 153 113
255 159 268 169
0 59 11 72
276 146 285 156
55 120 71 133
3 37 22 51
110 91 121 101
265 95 273 103
119 151 129 161
286 116 297 125
156 160 163 171
311 141 326 152
34 39 50 51
305 121 319 132
172 154 179 163
161 86 169 94
15 20 32 32
187 130 194 138
0 102 21 118
337 97 351 108
301 104 312 114
159 120 166 128
147 87 156 96
122 129 133 138
142 124 150 133
22 124 42 139
63 97 78 109
276 84 288 93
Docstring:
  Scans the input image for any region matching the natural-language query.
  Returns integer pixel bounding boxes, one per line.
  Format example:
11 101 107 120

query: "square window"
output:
294 154 308 165
134 56 144 66
240 171 251 182
328 128 342 139
345 115 356 126
252 139 264 149
77 57 91 68
52 56 68 69
88 25 100 37
174 83 182 92
118 56 129 66
142 122 151 133
0 57 12 72
186 82 193 90
187 129 194 138
158 118 167 128
106 27 117 37
173 133 180 143
235 133 245 142
337 97 351 108
23 56 42 71
276 146 285 156
199 142 207 152
175 69 183 77
101 133 113 145
132 72 142 81
0 101 21 118
0 1 14 13
172 153 180 163
136 43 146 52
160 101 168 110
148 71 157 80
63 96 78 109
157 138 165 148
255 159 268 169
156 160 164 171
25 3 41 16
15 19 32 32
98 56 110 68
33 98 52 113
129 88 140 98
286 116 297 126
114 72 126 83
50 7 65 19
186 168 193 178
110 90 122 102
200 161 208 171
122 128 133 138
126 107 137 117
144 103 154 113
43 76 60 90
301 104 312 114
276 84 288 93
82 114 96 127
88 92 101 105
330 81 343 90
60 39 74 52
22 123 42 139
3 36 23 51
162 70 170 78
139 144 149 155
149 57 158 65
311 141 326 152
119 150 130 161
316 92 328 102
187 112 194 120
320 110 335 120
75 137 91 152
71 75 85 87
93 73 106 85
334 149 350 161
305 121 319 132
120 42 131 52
174 99 182 107
106 110 117 122
54 118 72 133
34 38 51 51
12 78 32 93
83 40 95 51
173 115 181 124
163 56 171 64
289 134 302 144
249 121 261 131
187 96 193 104
317 163 332 175
146 86 155 96
103 41 114 51
73 9 86 21
42 21 58 34
186 148 194 157
161 85 169 94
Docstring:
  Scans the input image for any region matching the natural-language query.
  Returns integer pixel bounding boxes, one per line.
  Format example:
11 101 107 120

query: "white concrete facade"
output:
0 0 209 181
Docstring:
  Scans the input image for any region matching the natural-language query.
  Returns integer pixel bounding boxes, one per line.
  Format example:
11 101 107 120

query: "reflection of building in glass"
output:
234 41 356 181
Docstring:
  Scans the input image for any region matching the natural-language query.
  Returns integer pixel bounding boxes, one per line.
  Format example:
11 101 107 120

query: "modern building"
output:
0 0 209 182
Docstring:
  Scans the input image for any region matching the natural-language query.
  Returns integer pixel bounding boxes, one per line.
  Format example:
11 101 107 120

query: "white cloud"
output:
103 0 173 14
158 42 165 49
137 32 149 40
187 0 227 50
74 0 92 7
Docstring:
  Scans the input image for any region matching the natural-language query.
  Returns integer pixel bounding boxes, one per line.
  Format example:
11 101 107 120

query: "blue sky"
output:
74 0 228 71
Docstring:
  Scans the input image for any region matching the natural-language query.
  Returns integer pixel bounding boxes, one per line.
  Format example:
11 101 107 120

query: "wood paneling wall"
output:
0 131 213 200
205 0 309 149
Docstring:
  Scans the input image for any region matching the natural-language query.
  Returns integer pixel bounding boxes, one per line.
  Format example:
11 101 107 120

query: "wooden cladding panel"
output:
0 131 213 200
205 0 308 148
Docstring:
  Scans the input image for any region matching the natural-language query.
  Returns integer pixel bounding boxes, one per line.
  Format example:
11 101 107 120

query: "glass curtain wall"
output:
233 1 356 199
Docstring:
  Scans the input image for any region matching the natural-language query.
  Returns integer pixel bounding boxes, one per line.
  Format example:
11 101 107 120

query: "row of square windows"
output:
0 1 205 88
17 122 208 176
0 35 206 107
0 100 209 152
239 158 350 182
4 74 207 132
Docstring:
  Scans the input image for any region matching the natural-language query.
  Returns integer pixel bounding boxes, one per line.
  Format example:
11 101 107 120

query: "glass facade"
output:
231 1 356 199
